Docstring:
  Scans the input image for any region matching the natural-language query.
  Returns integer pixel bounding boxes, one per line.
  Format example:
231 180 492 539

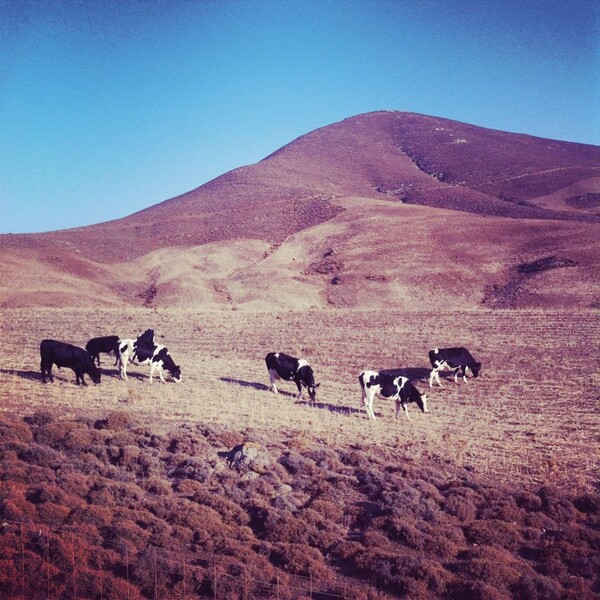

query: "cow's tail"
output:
358 372 366 392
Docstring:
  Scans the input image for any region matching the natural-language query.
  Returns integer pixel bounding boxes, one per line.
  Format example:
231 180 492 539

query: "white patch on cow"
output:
297 358 309 369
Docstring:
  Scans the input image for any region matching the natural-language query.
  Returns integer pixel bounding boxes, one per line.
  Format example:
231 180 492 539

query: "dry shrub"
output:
18 444 61 470
271 542 330 580
476 490 522 522
573 492 600 514
190 487 250 526
515 490 543 511
511 573 566 600
36 502 70 527
445 578 511 600
103 410 135 431
463 519 523 551
355 550 449 596
0 419 32 444
144 477 172 496
443 492 478 522
34 421 80 448
448 556 524 596
308 498 345 523
25 410 54 426
279 450 318 476
167 429 212 455
383 518 425 550
66 504 112 528
57 470 91 497
263 510 310 545
539 486 578 521
117 445 142 469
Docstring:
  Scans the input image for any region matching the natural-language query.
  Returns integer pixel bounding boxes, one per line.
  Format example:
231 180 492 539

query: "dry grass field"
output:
2 307 598 492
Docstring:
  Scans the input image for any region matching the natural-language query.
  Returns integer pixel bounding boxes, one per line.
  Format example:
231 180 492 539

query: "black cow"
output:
265 352 319 402
117 330 181 383
85 335 120 367
428 347 481 387
359 370 428 420
40 339 101 385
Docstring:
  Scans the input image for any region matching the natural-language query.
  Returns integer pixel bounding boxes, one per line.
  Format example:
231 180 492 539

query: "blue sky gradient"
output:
1 0 598 233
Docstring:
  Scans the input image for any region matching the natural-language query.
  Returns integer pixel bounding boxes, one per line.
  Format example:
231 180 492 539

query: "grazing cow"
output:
428 347 481 387
85 335 120 367
265 352 319 402
359 370 428 420
117 330 181 383
40 339 101 386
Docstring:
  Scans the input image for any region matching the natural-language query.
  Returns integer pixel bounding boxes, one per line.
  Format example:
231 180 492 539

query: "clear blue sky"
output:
1 0 598 234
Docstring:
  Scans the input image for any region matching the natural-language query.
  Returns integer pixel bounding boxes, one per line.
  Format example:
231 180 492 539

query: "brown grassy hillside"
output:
1 111 598 310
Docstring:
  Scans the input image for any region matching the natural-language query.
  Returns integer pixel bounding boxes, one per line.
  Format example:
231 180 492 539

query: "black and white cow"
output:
428 347 481 387
358 370 428 420
40 339 101 385
117 330 181 383
265 352 319 402
85 335 120 367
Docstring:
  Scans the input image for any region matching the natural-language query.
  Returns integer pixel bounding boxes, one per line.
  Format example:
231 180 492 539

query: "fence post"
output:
182 553 186 600
99 544 103 600
125 545 130 600
154 547 158 600
213 562 217 599
46 530 51 600
20 522 25 599
71 533 77 600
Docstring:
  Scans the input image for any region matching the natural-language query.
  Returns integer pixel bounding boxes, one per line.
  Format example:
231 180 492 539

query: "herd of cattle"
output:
39 331 482 420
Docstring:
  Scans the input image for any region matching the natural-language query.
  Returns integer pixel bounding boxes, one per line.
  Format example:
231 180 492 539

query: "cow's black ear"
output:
316 383 321 388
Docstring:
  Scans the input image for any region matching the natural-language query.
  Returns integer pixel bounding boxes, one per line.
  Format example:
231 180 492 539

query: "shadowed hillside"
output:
1 111 598 308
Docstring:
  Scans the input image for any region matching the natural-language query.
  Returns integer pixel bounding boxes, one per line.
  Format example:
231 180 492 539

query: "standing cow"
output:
359 370 428 420
428 347 481 387
40 339 101 385
85 335 120 367
117 330 181 383
265 352 319 402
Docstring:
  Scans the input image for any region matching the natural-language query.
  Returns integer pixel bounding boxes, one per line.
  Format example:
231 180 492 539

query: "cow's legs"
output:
268 369 279 394
363 393 376 419
41 361 53 383
430 368 443 387
395 400 410 420
119 357 128 380
149 362 156 384
462 365 470 383
295 380 303 400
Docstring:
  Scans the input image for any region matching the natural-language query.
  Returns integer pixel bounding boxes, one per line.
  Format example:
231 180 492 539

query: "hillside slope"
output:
1 111 598 309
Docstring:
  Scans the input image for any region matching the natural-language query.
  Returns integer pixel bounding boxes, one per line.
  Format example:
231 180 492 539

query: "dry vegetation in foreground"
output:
1 307 599 598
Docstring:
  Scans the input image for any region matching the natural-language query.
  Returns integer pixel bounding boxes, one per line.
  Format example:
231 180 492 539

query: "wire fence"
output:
0 518 357 599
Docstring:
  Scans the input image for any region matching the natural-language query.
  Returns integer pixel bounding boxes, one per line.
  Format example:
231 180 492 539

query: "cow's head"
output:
471 362 482 378
169 365 182 383
307 382 320 402
417 393 428 413
89 364 101 385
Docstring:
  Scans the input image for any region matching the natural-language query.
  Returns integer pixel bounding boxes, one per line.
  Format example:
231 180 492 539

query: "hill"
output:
1 111 598 309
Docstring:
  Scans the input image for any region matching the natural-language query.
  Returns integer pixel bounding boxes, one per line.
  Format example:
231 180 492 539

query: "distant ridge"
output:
2 111 598 263
1 111 598 310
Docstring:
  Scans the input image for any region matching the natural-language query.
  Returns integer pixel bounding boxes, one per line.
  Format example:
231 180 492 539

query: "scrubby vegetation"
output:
1 409 598 599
